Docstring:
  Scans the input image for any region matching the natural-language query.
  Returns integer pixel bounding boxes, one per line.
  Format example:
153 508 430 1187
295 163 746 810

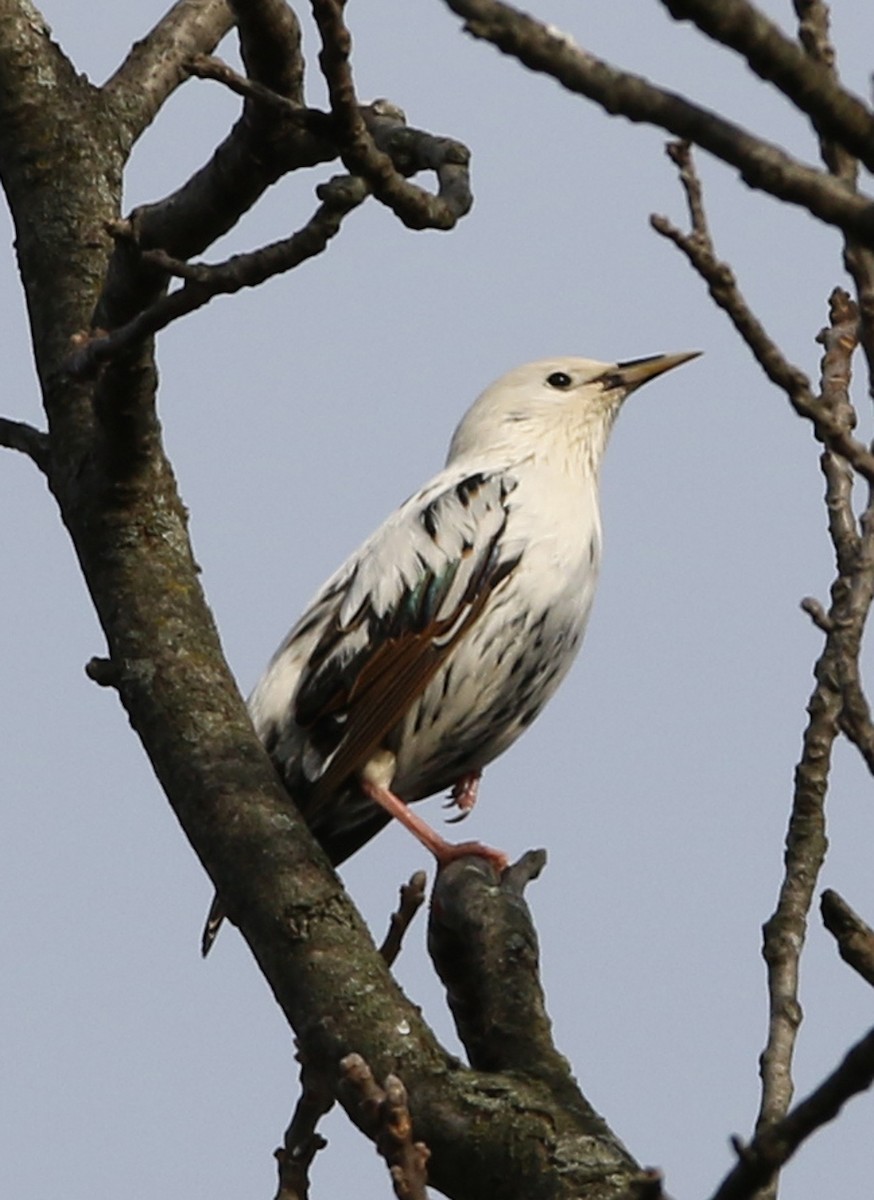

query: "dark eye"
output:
546 371 573 389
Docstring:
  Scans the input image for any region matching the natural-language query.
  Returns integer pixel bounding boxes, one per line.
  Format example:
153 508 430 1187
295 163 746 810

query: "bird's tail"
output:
201 893 225 957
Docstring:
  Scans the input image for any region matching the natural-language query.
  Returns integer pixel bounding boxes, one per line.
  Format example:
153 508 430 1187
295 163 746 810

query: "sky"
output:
3 2 874 1198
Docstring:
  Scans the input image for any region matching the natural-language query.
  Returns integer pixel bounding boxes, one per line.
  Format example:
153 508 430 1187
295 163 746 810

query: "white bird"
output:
202 352 697 954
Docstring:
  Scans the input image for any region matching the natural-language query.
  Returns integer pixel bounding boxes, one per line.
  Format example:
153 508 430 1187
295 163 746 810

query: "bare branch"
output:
232 0 304 104
274 1048 334 1200
821 890 874 988
0 416 50 473
84 656 122 689
103 0 234 148
380 871 428 968
339 1055 431 1200
67 175 368 377
752 293 860 1150
651 145 874 480
428 853 560 1077
655 151 869 1172
313 0 472 230
442 0 874 244
793 0 874 399
187 52 309 117
708 1023 874 1200
659 0 874 175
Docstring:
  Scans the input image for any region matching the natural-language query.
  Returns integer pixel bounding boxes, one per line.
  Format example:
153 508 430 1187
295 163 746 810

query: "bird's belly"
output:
392 583 591 801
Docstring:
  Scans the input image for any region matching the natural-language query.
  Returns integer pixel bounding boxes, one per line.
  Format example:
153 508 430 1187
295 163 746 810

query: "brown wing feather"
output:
307 582 498 802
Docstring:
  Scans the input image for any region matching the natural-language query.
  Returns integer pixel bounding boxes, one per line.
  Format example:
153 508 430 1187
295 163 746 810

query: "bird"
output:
201 351 698 954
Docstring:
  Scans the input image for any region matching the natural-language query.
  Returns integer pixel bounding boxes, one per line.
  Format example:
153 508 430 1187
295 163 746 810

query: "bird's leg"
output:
360 779 508 873
443 769 481 824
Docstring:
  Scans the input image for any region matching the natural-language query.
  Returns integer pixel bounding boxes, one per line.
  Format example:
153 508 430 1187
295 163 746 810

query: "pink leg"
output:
444 769 482 823
360 779 508 873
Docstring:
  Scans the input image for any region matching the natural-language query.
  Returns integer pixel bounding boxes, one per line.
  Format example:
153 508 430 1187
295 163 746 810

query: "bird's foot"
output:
443 769 481 824
432 837 509 874
360 778 508 874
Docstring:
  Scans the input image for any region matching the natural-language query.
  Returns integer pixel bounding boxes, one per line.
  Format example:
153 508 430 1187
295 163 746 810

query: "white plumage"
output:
202 352 697 953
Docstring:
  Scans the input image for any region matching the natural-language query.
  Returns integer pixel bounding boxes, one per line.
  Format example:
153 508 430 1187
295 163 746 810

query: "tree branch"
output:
659 0 874 176
102 0 234 149
441 0 874 244
339 1056 431 1200
0 417 50 473
793 0 874 401
313 0 472 230
67 175 369 377
274 1047 333 1200
380 871 428 968
708 1022 874 1200
821 890 874 988
233 0 305 105
650 144 874 480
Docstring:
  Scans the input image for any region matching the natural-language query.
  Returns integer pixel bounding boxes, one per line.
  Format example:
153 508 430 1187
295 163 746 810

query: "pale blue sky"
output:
3 3 874 1197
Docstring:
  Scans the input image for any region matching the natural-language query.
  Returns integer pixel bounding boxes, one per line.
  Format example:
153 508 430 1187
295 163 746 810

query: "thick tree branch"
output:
659 0 874 176
0 417 50 473
442 0 874 245
708 1023 874 1200
102 0 234 149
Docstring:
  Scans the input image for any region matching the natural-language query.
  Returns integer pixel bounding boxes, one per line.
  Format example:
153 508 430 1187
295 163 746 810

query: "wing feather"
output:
295 470 521 799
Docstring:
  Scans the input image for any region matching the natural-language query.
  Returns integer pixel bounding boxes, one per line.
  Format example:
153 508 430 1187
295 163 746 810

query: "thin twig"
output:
793 0 874 407
274 1046 334 1200
651 144 874 482
0 417 50 473
187 52 309 118
821 890 874 987
380 871 428 968
753 291 859 1149
339 1055 431 1200
707 1022 874 1200
66 176 368 377
312 0 471 230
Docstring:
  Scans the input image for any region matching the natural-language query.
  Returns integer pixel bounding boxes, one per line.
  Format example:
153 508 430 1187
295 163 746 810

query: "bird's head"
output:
447 352 699 472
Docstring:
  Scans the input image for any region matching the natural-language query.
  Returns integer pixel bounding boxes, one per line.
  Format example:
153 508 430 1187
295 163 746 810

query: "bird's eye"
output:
546 371 573 389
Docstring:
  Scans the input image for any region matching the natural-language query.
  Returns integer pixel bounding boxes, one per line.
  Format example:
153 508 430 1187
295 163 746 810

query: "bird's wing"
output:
293 469 523 800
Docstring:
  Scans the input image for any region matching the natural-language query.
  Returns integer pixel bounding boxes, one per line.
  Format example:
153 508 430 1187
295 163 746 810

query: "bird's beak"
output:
610 350 701 392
